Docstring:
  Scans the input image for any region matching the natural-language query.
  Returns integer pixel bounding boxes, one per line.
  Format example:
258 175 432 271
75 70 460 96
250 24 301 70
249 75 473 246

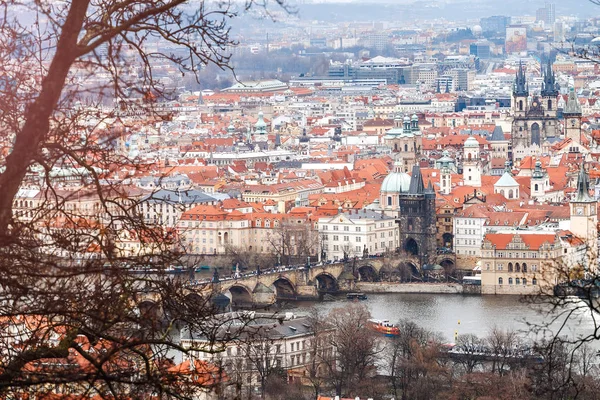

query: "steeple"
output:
403 116 411 134
408 165 425 194
255 110 267 135
513 61 529 96
564 87 582 116
531 160 547 199
574 162 593 203
532 160 545 179
227 122 235 135
541 57 559 97
411 114 419 132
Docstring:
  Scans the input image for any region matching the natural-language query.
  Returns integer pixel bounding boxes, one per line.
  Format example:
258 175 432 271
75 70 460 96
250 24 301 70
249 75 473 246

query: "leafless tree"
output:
486 326 523 375
303 307 334 399
387 320 447 400
0 0 287 398
452 333 485 374
239 332 282 399
318 304 382 397
524 241 600 398
266 219 318 266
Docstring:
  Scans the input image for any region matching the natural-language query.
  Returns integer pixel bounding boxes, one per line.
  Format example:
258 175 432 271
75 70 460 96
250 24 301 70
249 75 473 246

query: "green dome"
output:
381 171 411 193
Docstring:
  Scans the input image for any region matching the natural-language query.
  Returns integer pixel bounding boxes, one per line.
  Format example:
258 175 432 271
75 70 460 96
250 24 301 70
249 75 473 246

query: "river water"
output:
285 293 599 344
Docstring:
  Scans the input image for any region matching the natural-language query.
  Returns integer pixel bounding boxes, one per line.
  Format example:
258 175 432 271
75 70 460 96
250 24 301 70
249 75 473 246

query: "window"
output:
356 237 361 242
333 235 339 241
333 245 339 251
508 278 513 285
356 246 361 252
508 263 513 272
498 277 503 285
515 278 520 285
532 278 537 285
522 278 527 285
356 227 361 232
387 196 392 206
333 226 339 231
344 226 349 232
343 236 349 242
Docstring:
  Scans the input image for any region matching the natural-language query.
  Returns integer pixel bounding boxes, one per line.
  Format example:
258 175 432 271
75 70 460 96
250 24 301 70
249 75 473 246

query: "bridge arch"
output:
184 292 205 307
404 238 419 256
439 257 455 270
228 284 253 307
137 300 161 321
358 264 378 282
397 260 420 281
315 272 338 293
272 277 296 300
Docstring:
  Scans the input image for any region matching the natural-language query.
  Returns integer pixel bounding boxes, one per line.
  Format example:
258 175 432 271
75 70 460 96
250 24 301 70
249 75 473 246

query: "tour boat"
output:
368 319 400 337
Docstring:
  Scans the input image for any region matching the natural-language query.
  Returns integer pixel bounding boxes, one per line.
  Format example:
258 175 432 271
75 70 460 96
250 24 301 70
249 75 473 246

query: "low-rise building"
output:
139 189 220 227
480 231 586 295
180 315 332 395
318 209 398 261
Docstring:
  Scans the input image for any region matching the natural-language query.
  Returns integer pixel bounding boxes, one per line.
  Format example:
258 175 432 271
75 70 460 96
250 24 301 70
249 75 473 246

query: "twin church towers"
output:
511 59 582 161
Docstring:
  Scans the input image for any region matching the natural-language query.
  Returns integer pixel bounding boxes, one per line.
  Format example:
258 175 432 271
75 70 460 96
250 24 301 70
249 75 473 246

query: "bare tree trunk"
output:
0 1 90 234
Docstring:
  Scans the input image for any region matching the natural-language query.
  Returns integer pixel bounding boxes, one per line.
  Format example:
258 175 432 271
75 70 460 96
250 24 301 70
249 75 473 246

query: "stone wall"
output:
356 282 463 294
456 255 479 270
296 285 318 300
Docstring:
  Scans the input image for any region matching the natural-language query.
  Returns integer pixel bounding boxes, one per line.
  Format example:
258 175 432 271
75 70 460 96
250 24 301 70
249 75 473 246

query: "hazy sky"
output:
286 0 599 22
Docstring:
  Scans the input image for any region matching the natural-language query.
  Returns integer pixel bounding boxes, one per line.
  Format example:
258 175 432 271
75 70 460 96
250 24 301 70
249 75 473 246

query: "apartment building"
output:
318 209 398 261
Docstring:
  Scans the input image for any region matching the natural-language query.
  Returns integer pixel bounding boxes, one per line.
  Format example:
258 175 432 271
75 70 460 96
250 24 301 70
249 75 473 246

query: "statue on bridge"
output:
211 268 220 284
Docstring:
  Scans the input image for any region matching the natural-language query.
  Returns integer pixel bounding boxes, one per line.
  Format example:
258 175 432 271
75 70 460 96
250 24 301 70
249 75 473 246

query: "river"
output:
285 293 599 344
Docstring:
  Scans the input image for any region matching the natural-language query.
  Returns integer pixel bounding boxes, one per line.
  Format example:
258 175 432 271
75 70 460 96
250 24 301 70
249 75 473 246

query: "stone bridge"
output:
138 253 457 309
197 253 456 307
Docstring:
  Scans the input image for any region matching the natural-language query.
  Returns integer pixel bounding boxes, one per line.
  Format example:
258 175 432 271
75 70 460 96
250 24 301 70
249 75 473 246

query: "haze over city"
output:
2 0 600 399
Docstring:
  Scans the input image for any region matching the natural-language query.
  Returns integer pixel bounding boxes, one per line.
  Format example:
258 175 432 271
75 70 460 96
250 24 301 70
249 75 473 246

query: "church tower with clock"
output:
570 163 598 268
563 87 582 143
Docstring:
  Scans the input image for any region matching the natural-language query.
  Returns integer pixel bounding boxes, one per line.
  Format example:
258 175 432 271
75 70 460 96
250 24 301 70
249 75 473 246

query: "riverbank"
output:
356 282 463 294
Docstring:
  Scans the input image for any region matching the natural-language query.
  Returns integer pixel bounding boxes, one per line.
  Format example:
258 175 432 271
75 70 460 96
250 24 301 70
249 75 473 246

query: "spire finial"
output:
574 161 593 202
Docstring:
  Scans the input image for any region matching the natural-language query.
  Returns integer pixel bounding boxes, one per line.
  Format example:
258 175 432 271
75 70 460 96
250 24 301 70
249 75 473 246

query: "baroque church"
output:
384 113 422 172
511 60 561 161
